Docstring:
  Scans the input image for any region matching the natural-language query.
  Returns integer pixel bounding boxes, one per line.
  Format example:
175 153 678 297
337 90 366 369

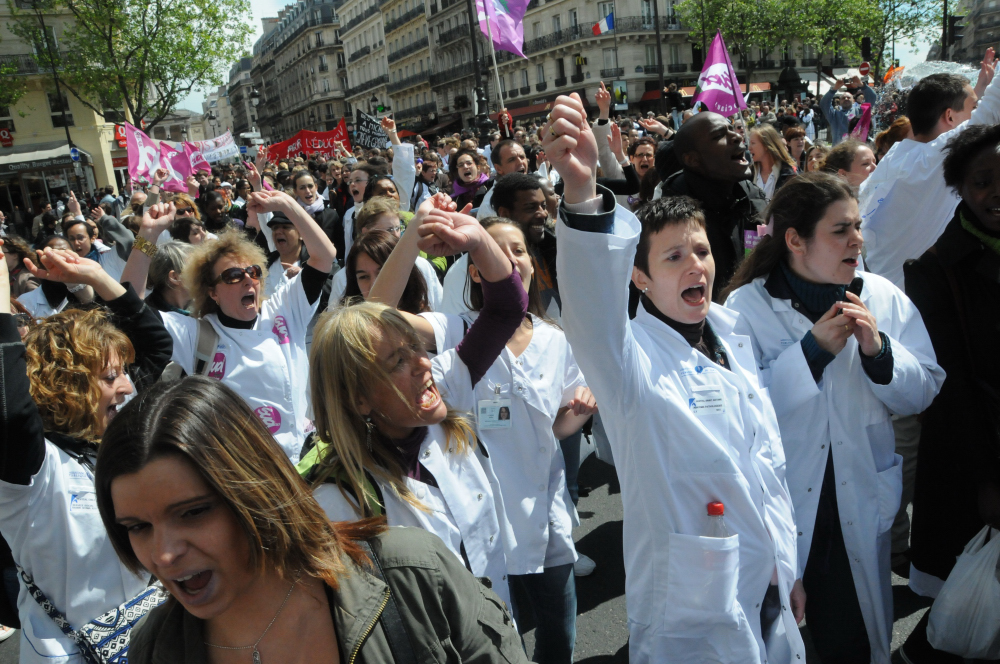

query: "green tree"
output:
7 0 251 131
0 37 28 109
857 0 941 78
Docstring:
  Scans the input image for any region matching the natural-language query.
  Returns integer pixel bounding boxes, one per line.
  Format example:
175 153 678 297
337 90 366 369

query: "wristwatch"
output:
133 234 158 258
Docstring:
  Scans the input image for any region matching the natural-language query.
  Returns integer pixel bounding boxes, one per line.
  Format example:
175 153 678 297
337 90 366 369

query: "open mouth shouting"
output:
417 378 441 413
842 255 860 268
171 570 214 603
106 399 125 422
681 284 707 307
732 146 749 166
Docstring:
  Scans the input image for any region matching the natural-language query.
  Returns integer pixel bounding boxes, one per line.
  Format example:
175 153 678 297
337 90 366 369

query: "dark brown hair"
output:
340 230 429 314
633 196 706 275
465 216 548 319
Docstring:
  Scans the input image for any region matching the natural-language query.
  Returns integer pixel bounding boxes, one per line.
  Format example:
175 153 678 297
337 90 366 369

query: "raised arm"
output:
246 190 337 274
383 117 417 213
119 203 177 297
593 83 625 180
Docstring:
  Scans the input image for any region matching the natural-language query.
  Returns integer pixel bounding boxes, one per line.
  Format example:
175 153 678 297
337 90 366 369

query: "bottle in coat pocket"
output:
707 501 730 538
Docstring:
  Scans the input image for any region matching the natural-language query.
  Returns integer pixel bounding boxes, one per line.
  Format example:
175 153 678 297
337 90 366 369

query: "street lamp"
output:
370 94 379 114
250 88 261 108
308 110 316 127
208 110 217 136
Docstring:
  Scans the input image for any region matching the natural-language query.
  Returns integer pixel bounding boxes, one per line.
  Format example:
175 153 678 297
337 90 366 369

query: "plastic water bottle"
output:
707 502 730 538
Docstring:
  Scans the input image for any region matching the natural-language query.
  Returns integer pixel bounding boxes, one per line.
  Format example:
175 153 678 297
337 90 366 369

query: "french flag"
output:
592 12 613 36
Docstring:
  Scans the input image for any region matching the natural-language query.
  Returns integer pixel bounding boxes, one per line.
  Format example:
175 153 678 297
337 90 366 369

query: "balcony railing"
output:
757 59 776 68
570 72 584 83
387 36 429 63
437 24 467 46
609 16 682 34
0 53 48 75
387 70 430 93
667 63 687 72
340 5 379 35
509 89 519 98
535 81 547 91
345 74 389 98
779 58 796 67
801 57 820 66
348 45 371 62
519 85 530 94
601 67 624 77
643 64 662 74
395 101 436 120
319 64 330 72
554 75 567 86
385 3 425 34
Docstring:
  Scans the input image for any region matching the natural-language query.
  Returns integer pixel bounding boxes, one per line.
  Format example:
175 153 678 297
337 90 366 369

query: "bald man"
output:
658 112 766 293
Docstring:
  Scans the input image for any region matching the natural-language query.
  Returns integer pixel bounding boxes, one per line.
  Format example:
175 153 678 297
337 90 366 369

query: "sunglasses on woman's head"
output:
214 265 263 285
175 207 195 216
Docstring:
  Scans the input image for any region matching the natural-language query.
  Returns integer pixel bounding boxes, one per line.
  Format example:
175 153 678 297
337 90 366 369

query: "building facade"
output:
228 56 256 137
340 0 390 121
202 85 234 138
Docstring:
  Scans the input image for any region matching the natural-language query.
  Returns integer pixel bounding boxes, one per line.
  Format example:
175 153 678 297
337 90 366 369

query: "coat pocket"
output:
876 453 904 535
660 533 741 635
474 580 524 664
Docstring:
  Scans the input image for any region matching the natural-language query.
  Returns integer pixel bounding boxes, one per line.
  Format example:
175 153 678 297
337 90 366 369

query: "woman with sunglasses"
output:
0 237 172 664
3 235 39 298
157 190 337 463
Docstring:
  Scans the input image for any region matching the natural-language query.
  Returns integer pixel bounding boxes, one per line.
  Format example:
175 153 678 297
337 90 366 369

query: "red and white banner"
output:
114 124 127 148
266 118 351 162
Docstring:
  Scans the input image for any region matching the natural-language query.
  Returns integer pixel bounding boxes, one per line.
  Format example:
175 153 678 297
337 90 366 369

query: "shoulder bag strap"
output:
356 540 417 664
194 317 219 376
16 565 102 664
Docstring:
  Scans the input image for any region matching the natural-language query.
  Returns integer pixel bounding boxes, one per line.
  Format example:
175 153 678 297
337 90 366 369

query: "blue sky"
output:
177 6 937 114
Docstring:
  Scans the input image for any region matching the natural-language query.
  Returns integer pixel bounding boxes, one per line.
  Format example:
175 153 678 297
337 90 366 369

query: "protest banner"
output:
265 119 353 161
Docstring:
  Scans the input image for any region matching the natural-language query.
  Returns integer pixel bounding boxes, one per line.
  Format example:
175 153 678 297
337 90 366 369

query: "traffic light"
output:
948 14 966 47
861 37 872 61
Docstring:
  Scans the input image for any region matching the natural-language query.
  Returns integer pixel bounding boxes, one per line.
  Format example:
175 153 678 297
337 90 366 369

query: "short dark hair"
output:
633 196 707 275
366 156 390 174
491 139 517 166
943 123 1000 191
492 172 542 213
350 163 380 180
821 139 867 174
61 217 95 236
290 170 316 188
907 74 971 136
628 136 657 158
448 148 480 184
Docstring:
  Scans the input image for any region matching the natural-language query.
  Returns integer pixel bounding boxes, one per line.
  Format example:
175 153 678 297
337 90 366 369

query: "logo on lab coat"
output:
272 316 291 345
254 405 282 433
208 352 226 379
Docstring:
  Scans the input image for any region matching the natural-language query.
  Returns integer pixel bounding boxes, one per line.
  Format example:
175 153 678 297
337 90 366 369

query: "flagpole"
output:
611 3 619 73
484 13 505 113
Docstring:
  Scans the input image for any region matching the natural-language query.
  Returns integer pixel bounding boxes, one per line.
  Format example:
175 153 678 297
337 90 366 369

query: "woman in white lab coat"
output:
155 190 337 464
302 201 528 608
366 204 597 664
541 95 804 664
0 243 172 663
722 172 945 664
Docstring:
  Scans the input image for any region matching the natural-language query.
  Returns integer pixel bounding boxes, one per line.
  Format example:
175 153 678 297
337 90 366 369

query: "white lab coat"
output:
440 254 471 315
724 272 944 663
161 271 319 463
859 70 1000 289
392 143 416 214
421 311 580 575
556 202 804 664
327 254 443 311
313 346 512 607
0 444 148 663
476 187 496 219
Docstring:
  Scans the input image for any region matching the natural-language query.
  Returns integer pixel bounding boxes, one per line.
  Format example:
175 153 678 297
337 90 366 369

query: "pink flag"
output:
184 142 212 173
157 142 191 193
692 31 747 118
124 122 159 183
850 103 872 142
475 0 529 58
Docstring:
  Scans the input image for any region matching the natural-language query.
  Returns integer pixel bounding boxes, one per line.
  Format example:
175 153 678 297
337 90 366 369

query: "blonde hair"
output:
354 196 400 233
25 309 134 441
183 231 268 317
309 302 476 515
750 124 797 172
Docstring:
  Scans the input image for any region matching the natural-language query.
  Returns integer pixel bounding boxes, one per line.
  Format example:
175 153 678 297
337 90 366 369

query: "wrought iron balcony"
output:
554 76 567 86
667 63 687 72
385 3 425 34
570 73 584 83
801 57 820 66
395 101 436 120
345 74 388 98
601 67 624 77
643 64 662 74
348 45 371 63
387 70 430 93
437 24 467 46
535 81 547 91
340 5 379 34
387 36 429 63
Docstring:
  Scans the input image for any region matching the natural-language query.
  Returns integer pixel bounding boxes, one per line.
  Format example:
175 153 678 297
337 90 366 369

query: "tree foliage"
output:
0 38 29 109
7 0 251 130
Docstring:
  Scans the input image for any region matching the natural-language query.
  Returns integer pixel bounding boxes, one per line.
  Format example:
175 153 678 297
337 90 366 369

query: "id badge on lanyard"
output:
478 384 512 430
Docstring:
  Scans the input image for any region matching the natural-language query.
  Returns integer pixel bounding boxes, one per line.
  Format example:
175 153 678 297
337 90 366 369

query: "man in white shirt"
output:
475 139 529 220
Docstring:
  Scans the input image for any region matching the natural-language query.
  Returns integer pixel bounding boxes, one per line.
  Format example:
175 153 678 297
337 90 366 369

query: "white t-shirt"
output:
161 271 320 463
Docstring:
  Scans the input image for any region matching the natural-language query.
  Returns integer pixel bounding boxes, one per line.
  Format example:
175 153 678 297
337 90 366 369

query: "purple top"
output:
391 267 528 480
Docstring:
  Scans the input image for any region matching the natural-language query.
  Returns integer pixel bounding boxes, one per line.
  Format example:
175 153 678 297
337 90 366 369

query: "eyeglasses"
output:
214 265 263 285
348 177 369 185
175 207 195 216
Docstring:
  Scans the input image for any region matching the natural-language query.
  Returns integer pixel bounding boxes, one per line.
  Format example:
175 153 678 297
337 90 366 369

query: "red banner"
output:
0 128 11 148
114 124 127 148
266 118 351 162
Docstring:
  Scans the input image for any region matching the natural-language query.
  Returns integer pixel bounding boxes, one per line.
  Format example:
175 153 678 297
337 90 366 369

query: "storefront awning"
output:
0 142 91 174
490 97 591 121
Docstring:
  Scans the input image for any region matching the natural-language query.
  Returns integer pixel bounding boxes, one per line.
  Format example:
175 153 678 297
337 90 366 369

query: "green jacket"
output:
127 527 526 664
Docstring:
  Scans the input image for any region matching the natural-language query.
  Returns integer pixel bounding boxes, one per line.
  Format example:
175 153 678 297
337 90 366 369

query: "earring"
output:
364 416 374 453
643 287 649 294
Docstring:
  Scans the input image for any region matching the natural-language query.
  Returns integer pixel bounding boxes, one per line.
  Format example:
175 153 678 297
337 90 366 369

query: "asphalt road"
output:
0 451 932 664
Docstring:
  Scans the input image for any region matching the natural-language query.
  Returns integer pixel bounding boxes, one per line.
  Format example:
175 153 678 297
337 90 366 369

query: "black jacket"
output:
311 205 346 267
773 162 797 194
904 206 1000 580
660 169 767 295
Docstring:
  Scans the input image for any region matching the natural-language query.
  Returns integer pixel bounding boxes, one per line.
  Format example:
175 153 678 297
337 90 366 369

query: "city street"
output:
0 450 933 664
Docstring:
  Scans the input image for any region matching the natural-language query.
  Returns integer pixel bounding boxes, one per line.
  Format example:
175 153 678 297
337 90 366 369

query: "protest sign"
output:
354 110 389 149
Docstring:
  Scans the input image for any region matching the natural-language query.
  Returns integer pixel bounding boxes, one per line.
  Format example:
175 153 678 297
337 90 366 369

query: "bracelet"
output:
133 235 158 258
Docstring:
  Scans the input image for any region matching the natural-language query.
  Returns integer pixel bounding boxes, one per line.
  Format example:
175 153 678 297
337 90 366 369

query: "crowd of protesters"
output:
0 48 997 664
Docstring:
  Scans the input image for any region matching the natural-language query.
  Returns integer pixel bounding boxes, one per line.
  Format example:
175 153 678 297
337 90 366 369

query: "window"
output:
47 91 73 127
552 15 561 32
320 54 329 71
569 9 577 27
0 107 13 132
31 26 57 57
499 75 506 93
536 63 545 82
645 45 658 66
670 44 680 64
603 48 616 70
326 103 335 117
641 0 653 24
315 30 325 46
521 68 529 87
598 2 613 19
556 58 565 78
532 21 541 38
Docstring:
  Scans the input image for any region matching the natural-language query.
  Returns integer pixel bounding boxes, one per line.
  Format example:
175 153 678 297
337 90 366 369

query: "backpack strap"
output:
193 317 219 375
357 540 417 664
